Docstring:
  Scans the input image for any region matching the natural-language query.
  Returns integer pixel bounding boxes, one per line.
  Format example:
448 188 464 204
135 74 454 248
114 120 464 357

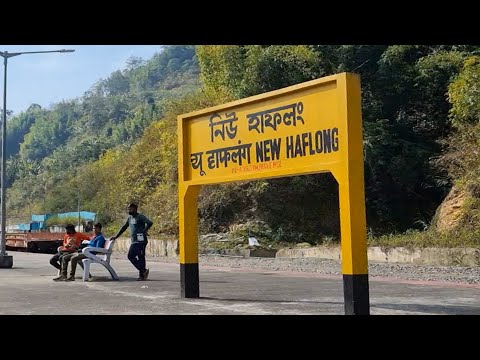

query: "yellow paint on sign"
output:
178 72 367 275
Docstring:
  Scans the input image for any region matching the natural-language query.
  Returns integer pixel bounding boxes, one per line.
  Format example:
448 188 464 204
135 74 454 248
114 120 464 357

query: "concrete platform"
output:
0 252 478 315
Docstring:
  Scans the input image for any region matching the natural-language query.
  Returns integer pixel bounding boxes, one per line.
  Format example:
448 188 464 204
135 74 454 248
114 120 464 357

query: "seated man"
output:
66 222 106 281
51 224 91 281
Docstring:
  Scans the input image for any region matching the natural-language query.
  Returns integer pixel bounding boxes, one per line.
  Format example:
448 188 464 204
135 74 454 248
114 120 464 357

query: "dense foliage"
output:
5 45 480 245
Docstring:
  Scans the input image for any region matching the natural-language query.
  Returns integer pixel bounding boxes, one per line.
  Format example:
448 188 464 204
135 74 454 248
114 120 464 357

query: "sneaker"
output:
143 268 149 280
136 276 145 281
66 276 75 281
53 275 67 281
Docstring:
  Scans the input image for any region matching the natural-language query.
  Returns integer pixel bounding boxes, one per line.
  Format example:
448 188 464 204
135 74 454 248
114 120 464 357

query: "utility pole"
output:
0 48 75 268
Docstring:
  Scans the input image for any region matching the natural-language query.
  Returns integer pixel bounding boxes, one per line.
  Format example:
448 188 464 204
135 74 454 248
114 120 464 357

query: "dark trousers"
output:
70 253 87 276
128 242 147 275
50 251 84 273
60 252 76 277
50 252 63 270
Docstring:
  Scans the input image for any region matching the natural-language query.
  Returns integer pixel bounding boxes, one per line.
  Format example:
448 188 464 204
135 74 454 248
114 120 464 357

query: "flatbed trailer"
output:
5 232 63 254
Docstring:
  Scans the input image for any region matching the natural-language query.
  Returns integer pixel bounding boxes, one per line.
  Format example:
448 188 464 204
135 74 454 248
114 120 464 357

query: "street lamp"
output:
0 48 75 268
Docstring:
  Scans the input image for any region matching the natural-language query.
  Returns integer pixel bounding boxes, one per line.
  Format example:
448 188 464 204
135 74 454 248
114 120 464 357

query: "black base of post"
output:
343 274 370 315
180 263 199 298
0 254 13 268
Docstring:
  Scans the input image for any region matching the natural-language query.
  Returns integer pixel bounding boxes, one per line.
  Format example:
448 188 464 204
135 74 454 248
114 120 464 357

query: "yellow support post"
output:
178 72 369 314
334 73 369 315
178 184 201 297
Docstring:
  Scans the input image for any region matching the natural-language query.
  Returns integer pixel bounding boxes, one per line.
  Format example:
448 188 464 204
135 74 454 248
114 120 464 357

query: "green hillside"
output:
6 45 480 248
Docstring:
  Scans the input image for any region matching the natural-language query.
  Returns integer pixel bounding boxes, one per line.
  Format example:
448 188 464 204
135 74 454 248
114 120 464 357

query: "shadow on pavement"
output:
372 303 480 315
200 296 343 305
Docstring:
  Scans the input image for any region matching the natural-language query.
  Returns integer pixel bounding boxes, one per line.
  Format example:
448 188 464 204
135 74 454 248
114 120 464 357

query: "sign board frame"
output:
178 72 369 315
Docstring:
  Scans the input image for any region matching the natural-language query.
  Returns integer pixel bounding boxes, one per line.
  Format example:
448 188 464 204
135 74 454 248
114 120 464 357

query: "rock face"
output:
435 186 469 233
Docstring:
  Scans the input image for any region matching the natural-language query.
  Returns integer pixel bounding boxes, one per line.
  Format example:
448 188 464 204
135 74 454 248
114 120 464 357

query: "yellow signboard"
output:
178 72 369 315
180 77 344 184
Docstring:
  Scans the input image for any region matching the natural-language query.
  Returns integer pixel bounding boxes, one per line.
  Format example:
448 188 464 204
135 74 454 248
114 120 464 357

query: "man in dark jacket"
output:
111 203 153 281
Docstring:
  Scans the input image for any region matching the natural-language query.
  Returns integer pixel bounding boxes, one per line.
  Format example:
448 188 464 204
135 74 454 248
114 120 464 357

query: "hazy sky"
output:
0 45 164 115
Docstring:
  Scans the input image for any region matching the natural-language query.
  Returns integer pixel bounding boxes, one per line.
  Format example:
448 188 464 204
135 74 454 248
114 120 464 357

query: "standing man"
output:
111 203 153 281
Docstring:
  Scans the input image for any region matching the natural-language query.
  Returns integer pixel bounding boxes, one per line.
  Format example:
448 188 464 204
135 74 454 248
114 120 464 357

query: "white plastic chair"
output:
81 239 119 281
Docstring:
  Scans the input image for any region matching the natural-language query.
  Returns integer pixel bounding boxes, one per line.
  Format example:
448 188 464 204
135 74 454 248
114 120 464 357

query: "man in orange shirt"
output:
50 224 91 281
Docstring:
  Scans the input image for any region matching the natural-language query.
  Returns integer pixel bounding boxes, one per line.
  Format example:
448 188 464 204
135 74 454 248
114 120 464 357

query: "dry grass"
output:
368 228 480 249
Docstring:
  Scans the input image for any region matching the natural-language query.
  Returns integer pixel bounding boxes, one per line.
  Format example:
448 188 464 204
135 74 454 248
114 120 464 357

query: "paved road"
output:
0 252 478 315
